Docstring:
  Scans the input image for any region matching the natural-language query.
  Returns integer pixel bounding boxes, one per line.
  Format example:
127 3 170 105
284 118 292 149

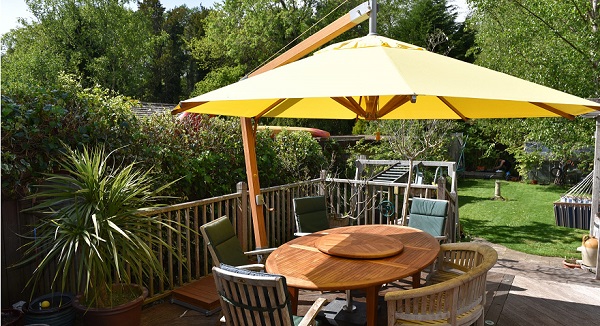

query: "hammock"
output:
559 172 593 203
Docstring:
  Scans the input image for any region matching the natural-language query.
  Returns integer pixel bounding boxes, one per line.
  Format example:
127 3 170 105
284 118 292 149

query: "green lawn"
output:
457 179 588 259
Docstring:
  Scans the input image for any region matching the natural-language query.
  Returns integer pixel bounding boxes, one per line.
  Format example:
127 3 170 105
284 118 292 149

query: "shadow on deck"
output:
141 267 599 326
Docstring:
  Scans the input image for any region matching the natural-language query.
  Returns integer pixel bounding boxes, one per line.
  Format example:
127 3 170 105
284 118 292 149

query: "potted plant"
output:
18 145 187 325
562 257 581 269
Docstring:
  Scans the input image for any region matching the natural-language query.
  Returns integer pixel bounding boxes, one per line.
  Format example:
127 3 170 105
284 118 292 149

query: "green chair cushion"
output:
410 198 448 217
214 238 251 266
297 211 330 233
294 196 330 233
204 217 250 266
294 196 326 214
408 213 446 237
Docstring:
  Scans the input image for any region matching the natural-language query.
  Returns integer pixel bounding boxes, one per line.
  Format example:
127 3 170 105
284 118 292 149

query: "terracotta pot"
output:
72 284 148 326
562 259 581 269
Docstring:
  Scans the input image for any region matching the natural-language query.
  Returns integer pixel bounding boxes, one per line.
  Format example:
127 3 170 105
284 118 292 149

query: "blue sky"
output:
1 0 468 37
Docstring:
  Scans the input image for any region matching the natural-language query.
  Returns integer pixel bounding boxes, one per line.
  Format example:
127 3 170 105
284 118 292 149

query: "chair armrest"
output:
297 297 328 326
245 247 277 256
244 247 277 264
235 263 266 271
294 232 312 237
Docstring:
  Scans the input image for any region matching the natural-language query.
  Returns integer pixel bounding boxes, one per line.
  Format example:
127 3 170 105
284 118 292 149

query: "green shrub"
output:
271 129 327 183
1 74 139 198
2 78 328 201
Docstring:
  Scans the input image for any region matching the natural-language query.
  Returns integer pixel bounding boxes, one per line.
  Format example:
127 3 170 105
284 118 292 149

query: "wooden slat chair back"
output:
200 216 274 271
385 243 498 326
212 265 327 326
408 198 449 241
426 242 487 285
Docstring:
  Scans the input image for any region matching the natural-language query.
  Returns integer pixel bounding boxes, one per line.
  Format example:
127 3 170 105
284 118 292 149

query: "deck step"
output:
171 275 221 316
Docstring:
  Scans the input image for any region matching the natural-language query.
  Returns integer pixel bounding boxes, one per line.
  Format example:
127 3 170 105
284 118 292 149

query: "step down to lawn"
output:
170 275 221 316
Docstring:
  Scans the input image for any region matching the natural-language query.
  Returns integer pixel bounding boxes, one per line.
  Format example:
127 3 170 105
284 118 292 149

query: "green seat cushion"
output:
204 217 249 266
409 198 448 237
408 214 446 236
294 196 330 233
410 198 448 217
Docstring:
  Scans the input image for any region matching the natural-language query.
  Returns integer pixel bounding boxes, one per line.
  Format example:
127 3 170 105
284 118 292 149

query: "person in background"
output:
493 158 512 180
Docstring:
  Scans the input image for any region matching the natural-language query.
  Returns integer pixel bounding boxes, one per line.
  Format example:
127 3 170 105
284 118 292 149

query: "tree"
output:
189 0 370 95
137 1 211 102
378 0 468 56
469 0 599 97
467 0 599 180
1 0 156 98
379 119 458 223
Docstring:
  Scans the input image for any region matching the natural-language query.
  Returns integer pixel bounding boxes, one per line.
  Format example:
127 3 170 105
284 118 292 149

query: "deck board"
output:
141 241 600 326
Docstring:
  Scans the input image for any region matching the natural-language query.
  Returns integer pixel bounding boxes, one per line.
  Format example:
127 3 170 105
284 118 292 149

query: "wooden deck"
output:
141 241 600 326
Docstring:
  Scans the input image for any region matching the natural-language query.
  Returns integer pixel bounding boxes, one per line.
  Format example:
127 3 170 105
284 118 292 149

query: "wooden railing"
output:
137 170 458 302
2 161 459 304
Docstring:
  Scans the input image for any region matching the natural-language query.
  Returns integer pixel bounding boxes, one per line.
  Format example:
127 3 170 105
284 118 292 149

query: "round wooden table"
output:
265 225 440 326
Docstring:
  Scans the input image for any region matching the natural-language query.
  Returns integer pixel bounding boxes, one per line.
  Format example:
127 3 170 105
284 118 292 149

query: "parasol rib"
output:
377 95 410 118
531 102 574 120
438 96 469 121
332 97 368 117
255 99 287 120
172 101 207 115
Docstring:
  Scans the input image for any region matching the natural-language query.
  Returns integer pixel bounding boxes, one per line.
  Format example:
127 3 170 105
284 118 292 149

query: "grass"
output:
458 179 587 259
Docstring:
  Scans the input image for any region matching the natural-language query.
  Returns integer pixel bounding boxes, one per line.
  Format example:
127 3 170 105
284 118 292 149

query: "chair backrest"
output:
436 242 487 273
408 198 448 237
293 196 330 234
213 264 295 326
200 216 250 267
385 243 498 326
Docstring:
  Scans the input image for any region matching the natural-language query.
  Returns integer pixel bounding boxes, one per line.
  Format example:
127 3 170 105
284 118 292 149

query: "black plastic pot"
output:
23 292 74 326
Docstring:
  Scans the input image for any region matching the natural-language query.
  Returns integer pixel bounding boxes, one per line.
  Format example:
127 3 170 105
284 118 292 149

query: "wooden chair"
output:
385 243 498 326
292 195 357 311
212 265 328 326
408 198 449 242
200 216 275 271
293 195 356 237
426 242 492 285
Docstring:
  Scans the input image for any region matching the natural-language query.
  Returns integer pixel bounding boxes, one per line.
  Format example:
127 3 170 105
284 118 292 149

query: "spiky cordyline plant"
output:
19 145 184 308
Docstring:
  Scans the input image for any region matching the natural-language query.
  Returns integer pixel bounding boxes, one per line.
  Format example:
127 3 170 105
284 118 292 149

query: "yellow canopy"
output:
175 35 600 120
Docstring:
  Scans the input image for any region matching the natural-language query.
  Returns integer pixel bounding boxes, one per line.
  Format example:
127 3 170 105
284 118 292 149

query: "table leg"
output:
288 286 299 314
412 271 421 288
365 285 380 326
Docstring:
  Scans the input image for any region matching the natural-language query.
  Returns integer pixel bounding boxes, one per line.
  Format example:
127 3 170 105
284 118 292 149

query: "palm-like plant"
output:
20 145 183 308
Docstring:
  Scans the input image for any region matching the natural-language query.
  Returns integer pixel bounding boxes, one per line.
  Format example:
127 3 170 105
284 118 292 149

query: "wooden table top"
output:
315 232 404 259
265 225 440 291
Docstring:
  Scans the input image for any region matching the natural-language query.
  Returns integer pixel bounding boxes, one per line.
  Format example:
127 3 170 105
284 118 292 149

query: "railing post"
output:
436 176 446 200
319 170 327 196
237 181 249 251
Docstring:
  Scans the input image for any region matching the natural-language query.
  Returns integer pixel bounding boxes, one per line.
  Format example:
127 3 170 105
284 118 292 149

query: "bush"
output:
2 78 328 200
1 74 139 198
271 129 327 183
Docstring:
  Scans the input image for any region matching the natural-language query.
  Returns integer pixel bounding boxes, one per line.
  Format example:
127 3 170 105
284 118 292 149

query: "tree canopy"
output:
466 0 598 180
